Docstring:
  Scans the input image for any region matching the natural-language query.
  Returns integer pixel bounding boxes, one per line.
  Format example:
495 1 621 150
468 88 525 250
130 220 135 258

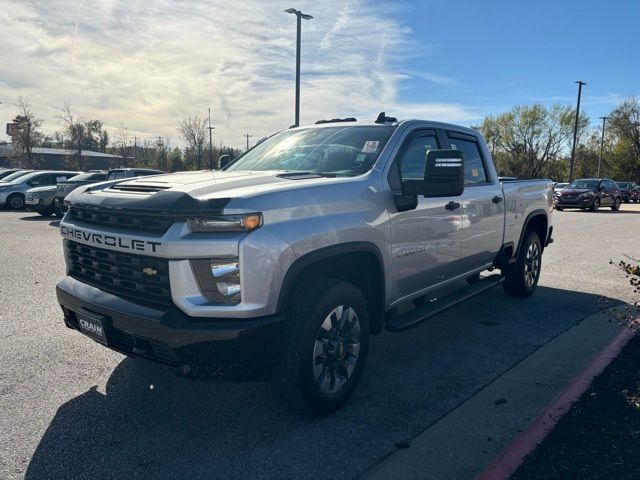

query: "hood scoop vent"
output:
107 184 172 194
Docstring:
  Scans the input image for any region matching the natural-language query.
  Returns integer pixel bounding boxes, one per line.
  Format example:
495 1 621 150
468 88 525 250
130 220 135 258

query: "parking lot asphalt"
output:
1 205 640 480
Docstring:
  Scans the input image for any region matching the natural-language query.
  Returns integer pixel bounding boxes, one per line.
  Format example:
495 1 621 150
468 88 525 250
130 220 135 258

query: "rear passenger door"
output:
442 130 504 272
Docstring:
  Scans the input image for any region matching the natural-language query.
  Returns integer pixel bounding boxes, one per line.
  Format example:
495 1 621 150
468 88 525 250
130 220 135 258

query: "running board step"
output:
386 275 504 332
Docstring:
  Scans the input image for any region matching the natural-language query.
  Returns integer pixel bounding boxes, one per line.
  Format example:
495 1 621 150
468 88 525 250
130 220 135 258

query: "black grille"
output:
108 184 171 193
68 204 174 234
67 240 172 308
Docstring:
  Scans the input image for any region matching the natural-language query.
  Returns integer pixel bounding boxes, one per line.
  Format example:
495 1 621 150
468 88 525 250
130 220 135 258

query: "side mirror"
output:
402 149 464 197
219 155 232 169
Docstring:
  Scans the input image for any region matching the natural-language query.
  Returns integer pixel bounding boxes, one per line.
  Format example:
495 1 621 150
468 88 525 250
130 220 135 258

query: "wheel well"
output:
523 214 548 252
279 250 386 335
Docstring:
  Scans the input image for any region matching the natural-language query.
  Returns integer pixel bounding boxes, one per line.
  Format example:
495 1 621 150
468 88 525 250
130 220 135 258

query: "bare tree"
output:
177 115 207 170
113 123 131 167
9 97 44 168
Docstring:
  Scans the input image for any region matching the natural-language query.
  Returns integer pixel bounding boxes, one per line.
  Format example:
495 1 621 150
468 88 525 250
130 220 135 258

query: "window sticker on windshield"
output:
471 168 479 177
362 141 380 154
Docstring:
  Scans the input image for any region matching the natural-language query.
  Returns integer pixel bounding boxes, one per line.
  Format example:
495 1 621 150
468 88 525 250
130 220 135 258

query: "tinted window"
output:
398 133 439 180
448 136 487 184
106 170 126 180
68 173 106 182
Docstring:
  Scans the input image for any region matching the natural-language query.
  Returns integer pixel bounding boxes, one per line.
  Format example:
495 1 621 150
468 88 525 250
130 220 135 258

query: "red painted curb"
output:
477 324 636 480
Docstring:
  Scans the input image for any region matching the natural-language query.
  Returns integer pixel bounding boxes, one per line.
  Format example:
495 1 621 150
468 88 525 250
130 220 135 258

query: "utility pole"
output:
157 136 165 171
245 133 253 151
207 107 215 170
569 80 586 183
598 116 608 178
133 136 137 166
285 8 313 127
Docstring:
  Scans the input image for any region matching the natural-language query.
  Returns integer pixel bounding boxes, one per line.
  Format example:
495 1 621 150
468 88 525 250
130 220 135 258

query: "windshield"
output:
617 182 629 188
569 180 599 189
226 126 396 176
68 173 106 182
1 170 32 182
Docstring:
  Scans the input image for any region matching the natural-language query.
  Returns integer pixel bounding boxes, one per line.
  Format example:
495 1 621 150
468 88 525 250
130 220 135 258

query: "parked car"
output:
105 168 165 180
616 182 637 203
57 115 554 414
554 178 622 212
553 182 569 193
630 185 640 203
25 185 60 216
0 169 34 183
0 170 79 209
0 169 23 180
55 172 108 211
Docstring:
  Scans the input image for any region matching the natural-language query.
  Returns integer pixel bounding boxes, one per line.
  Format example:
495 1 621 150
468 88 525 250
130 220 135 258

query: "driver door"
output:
387 129 464 301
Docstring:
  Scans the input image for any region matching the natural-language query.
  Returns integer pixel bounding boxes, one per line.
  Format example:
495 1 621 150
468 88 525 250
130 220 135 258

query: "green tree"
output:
479 104 588 180
607 97 640 180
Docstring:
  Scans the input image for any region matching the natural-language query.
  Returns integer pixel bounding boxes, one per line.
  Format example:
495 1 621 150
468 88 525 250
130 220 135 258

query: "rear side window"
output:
448 135 488 184
107 170 126 180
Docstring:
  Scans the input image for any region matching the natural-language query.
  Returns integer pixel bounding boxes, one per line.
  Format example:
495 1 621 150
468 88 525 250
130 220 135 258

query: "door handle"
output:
445 201 461 211
492 196 504 204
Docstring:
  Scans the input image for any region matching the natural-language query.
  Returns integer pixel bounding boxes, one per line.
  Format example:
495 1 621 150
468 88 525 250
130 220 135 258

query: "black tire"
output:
555 207 563 211
6 193 25 210
611 197 621 211
502 231 542 298
589 197 600 212
272 278 370 415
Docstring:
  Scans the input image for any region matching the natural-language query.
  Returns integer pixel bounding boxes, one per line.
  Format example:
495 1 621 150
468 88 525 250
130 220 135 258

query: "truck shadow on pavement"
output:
24 286 621 479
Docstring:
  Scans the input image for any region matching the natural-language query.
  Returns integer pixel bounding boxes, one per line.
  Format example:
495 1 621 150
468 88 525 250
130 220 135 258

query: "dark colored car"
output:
616 182 638 203
630 185 640 203
554 178 622 212
55 172 108 210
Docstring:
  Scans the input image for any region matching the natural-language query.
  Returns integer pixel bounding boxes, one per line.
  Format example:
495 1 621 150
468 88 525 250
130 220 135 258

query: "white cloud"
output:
0 0 474 148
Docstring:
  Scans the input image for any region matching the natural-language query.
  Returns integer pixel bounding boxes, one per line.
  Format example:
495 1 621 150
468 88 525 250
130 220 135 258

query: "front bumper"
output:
57 276 285 379
554 196 592 208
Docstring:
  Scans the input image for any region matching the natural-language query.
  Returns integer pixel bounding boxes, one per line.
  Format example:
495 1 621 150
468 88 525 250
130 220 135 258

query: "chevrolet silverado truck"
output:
56 114 553 415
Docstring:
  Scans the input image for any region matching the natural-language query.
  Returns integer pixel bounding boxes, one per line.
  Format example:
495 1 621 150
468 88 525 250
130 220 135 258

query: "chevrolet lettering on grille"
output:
60 225 162 253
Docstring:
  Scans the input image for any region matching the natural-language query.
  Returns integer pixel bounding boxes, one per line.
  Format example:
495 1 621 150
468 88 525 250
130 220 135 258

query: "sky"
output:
0 0 638 149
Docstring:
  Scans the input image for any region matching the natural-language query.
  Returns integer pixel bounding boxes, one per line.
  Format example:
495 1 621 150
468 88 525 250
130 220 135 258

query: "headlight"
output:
191 258 241 303
187 213 262 233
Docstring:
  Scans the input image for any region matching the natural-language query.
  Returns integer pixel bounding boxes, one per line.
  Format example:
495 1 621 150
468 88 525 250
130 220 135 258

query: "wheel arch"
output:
277 242 386 334
515 209 549 257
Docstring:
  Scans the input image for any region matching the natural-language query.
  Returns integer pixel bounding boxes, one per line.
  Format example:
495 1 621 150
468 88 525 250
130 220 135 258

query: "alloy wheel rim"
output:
10 196 23 208
594 199 599 210
524 242 540 288
312 305 361 395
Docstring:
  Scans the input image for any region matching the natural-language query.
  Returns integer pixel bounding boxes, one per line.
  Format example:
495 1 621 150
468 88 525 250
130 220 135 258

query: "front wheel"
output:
589 198 600 212
555 206 563 211
611 197 621 211
272 278 370 415
503 231 542 298
7 193 25 210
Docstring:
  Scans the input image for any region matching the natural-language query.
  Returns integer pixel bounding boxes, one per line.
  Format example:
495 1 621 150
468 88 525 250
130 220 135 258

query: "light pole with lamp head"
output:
597 116 608 178
285 8 313 127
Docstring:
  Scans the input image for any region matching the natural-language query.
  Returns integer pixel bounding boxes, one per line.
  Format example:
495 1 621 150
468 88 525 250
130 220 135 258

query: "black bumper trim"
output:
57 276 285 379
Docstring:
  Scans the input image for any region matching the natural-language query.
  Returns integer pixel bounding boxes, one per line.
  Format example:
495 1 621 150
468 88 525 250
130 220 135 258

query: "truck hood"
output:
65 170 351 214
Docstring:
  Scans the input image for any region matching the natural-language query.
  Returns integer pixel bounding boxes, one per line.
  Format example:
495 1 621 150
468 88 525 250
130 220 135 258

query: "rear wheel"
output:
555 207 563 211
503 231 542 298
7 193 25 210
272 278 370 415
611 197 621 211
589 197 600 212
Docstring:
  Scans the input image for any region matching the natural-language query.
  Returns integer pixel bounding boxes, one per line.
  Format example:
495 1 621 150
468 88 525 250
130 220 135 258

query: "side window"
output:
39 175 54 185
398 133 439 180
448 135 488 184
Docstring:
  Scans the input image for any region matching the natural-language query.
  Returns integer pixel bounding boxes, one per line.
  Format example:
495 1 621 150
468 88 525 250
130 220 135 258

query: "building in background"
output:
0 144 130 170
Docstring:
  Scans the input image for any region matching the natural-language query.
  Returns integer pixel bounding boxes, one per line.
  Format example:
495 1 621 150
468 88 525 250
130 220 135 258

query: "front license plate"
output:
77 311 108 345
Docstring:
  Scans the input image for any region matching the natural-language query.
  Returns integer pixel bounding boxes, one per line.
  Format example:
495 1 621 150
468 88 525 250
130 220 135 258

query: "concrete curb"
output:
477 324 636 480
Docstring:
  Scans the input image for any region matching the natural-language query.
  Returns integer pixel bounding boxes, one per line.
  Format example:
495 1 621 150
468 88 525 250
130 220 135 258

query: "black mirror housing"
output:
401 149 464 197
219 155 231 169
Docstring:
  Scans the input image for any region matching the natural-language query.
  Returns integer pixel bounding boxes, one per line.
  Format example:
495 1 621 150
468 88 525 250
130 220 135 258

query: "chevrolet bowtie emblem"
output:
142 267 158 276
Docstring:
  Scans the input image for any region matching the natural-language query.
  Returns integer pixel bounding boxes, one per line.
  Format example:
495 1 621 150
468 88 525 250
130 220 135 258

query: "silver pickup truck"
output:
56 114 553 415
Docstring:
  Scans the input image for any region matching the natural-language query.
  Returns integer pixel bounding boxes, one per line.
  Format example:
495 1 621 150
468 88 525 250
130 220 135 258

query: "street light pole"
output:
207 107 215 170
598 116 608 178
245 133 253 151
569 80 586 183
285 8 313 127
